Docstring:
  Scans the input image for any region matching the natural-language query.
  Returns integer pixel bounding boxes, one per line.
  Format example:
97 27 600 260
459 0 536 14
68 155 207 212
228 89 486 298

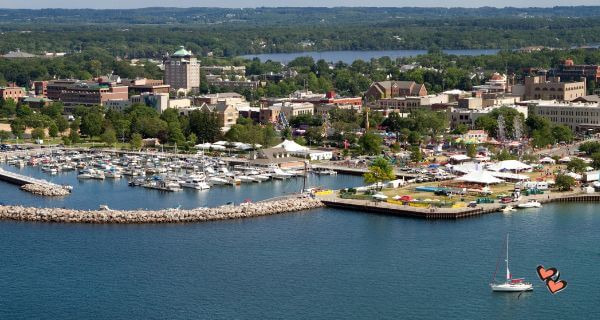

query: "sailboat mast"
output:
506 234 510 281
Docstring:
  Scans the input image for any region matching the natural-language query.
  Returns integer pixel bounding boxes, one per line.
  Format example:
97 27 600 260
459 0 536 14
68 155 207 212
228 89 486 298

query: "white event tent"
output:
456 171 505 185
486 160 532 172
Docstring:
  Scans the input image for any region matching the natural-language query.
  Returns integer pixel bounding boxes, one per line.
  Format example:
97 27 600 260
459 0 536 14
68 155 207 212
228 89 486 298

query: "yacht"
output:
208 176 228 185
180 176 210 190
517 200 542 209
77 169 93 179
105 170 122 178
238 175 256 183
490 234 533 292
272 168 293 180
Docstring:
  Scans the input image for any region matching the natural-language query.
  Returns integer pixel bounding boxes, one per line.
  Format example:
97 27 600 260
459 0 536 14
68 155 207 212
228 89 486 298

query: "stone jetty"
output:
20 183 71 197
0 196 324 224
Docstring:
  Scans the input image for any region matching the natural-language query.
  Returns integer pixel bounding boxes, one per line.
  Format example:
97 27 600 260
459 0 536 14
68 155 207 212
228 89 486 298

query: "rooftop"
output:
172 46 192 57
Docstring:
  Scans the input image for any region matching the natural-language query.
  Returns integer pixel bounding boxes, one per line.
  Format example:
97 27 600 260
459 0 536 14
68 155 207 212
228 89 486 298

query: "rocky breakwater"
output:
0 196 324 224
20 183 71 196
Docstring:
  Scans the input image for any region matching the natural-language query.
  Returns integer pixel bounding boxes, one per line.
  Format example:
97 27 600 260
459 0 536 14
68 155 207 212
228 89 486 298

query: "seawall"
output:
0 196 324 224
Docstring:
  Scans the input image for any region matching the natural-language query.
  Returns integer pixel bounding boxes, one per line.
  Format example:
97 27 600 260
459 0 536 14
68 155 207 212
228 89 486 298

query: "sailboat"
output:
490 234 533 292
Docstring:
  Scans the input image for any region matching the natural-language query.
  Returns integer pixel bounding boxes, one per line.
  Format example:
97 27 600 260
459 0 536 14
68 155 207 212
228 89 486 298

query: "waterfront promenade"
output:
317 190 597 219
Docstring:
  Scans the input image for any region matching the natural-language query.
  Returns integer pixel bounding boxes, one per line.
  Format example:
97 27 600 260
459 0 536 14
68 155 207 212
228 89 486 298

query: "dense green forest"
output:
2 7 600 57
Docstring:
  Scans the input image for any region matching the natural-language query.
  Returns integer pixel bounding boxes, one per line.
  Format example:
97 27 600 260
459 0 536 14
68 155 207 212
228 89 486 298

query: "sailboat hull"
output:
490 283 533 292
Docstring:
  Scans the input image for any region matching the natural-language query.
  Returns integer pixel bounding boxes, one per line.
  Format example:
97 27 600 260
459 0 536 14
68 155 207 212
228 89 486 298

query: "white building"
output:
105 99 132 112
130 93 169 113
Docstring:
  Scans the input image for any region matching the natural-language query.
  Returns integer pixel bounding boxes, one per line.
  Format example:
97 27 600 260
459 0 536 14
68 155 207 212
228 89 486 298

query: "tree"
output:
358 131 383 155
452 124 469 135
130 133 143 151
591 152 600 170
466 143 477 158
0 130 11 142
56 116 69 133
305 126 324 146
101 128 117 146
363 157 395 188
555 174 576 191
69 119 81 144
167 121 185 145
10 119 25 139
81 112 103 138
579 141 600 156
552 125 573 143
187 132 197 146
567 158 587 174
48 123 59 138
410 145 423 163
188 110 221 143
31 127 45 140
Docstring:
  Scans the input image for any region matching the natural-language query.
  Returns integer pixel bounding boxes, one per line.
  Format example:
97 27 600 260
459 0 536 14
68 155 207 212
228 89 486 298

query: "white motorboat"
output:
490 234 533 292
105 170 122 178
501 205 516 213
208 177 228 185
238 175 256 183
252 174 271 182
180 176 211 190
517 200 542 209
272 168 293 180
77 169 93 179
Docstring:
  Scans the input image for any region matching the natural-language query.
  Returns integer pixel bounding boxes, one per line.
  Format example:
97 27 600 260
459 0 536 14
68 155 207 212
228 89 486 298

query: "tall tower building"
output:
163 46 200 94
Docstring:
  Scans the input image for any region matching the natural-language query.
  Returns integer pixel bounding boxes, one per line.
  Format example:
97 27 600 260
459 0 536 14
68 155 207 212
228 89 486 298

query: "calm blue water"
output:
0 165 598 319
241 49 500 64
0 165 364 210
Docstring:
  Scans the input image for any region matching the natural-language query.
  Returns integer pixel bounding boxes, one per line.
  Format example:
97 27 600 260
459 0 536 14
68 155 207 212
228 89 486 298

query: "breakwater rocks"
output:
20 183 71 197
0 196 324 224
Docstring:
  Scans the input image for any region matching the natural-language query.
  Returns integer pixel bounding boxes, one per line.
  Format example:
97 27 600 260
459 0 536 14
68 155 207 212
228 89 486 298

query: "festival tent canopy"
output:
489 171 530 181
449 154 471 162
456 171 505 185
194 143 212 149
486 160 532 172
540 157 556 164
274 139 309 152
372 193 388 200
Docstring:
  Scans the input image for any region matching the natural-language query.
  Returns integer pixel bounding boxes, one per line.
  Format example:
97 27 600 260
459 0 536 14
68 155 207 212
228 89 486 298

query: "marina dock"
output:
0 168 58 187
318 192 600 220
311 163 420 179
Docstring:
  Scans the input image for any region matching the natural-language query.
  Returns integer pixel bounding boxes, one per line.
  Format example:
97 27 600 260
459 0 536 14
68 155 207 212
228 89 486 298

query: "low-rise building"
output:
46 79 128 107
514 75 586 101
105 99 132 112
207 79 260 91
168 98 192 110
528 101 600 132
374 94 449 114
365 80 428 101
200 102 239 130
125 78 170 95
550 59 600 84
449 105 528 129
0 85 26 101
130 93 170 113
194 92 245 105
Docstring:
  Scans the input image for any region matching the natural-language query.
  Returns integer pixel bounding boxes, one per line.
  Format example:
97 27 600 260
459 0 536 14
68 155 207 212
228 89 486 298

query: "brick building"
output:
365 81 428 101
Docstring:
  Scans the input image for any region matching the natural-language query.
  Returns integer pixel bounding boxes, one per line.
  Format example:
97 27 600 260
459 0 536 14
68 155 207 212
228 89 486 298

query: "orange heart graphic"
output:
536 265 558 281
546 279 567 294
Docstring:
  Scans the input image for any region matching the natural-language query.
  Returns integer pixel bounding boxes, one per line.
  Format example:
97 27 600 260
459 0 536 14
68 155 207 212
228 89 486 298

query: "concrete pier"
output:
318 191 600 220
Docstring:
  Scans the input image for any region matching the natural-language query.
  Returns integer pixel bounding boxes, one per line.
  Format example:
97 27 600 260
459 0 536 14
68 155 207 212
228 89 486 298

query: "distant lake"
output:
241 49 500 64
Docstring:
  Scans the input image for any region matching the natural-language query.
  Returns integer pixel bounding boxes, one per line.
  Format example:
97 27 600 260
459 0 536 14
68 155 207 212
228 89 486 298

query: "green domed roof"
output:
172 46 192 57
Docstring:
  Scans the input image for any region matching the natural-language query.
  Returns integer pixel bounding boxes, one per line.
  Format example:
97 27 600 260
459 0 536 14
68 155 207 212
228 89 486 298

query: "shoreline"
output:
0 196 324 224
318 191 598 219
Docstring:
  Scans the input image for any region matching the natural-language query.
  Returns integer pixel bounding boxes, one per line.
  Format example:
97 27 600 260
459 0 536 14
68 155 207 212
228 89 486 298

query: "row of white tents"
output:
195 141 262 151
